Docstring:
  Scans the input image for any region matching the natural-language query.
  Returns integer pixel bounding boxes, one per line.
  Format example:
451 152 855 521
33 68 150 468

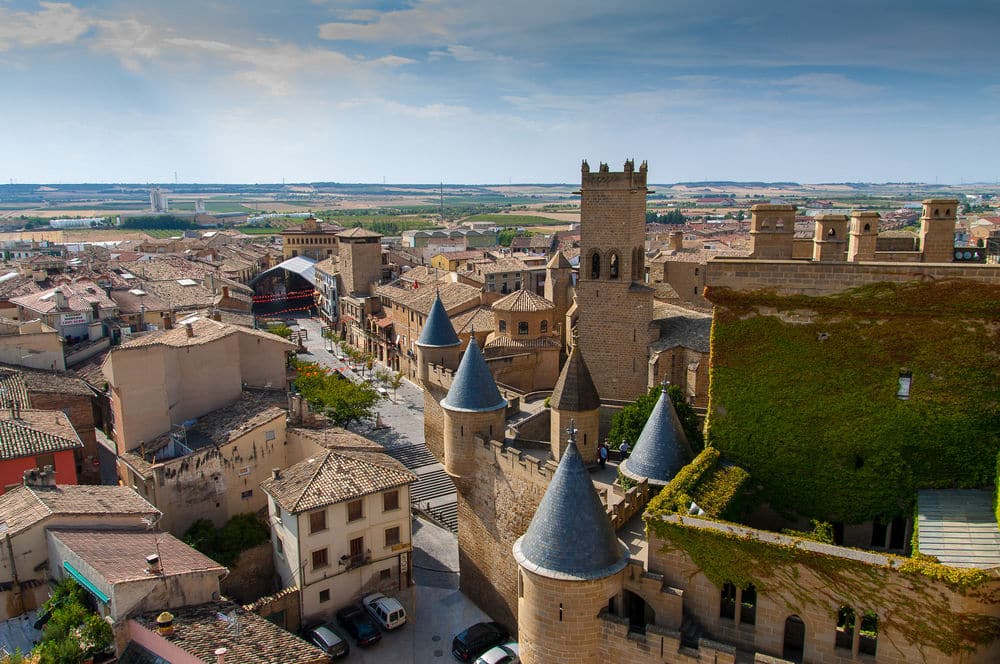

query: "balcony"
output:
340 550 372 570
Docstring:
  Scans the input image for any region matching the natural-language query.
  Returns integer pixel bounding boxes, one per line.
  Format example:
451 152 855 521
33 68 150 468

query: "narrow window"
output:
720 582 736 619
859 612 878 656
609 253 620 279
889 516 906 550
590 252 601 279
740 584 757 625
349 536 364 563
897 370 912 400
559 603 563 621
835 606 855 650
871 519 887 548
499 319 507 333
540 320 548 333
518 572 523 598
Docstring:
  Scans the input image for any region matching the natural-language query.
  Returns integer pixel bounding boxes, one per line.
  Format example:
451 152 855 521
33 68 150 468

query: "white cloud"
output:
337 97 470 120
428 44 510 63
0 2 91 51
774 73 883 98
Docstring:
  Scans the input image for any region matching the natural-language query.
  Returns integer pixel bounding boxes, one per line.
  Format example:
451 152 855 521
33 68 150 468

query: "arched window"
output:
828 228 836 237
590 252 601 279
863 223 871 232
859 612 878 656
835 606 855 650
609 253 620 279
540 320 548 333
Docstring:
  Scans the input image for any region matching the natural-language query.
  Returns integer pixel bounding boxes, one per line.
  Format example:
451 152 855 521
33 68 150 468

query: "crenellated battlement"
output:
580 158 648 190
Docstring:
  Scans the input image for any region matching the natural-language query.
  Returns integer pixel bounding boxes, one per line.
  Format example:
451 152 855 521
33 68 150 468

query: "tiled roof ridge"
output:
290 451 336 513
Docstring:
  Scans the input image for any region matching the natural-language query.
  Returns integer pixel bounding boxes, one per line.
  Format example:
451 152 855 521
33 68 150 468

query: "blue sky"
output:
1 0 998 184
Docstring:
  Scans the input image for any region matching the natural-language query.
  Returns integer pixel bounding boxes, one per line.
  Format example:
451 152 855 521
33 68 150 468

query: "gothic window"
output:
609 253 620 279
835 606 855 650
859 612 878 656
590 252 601 279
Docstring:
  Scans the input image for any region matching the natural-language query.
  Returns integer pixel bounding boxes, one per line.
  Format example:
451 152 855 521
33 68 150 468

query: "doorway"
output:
783 615 805 662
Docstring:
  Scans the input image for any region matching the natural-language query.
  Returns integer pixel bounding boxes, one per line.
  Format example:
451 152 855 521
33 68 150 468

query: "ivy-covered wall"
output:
704 280 1000 524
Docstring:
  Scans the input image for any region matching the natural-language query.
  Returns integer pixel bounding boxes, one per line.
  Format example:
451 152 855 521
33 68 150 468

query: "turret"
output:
749 204 796 259
415 291 462 385
847 211 880 262
549 343 600 463
919 199 958 263
514 428 629 664
620 383 693 487
812 214 849 262
543 251 573 349
440 335 507 486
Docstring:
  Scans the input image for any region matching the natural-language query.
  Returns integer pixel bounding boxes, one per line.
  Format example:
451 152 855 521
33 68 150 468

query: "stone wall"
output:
647 516 1000 664
598 611 737 664
457 437 554 631
30 391 100 483
222 541 275 604
706 258 1000 296
245 586 302 632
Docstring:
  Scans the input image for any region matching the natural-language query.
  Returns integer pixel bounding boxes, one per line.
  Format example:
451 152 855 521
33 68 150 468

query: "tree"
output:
607 384 704 451
389 371 404 401
294 360 383 426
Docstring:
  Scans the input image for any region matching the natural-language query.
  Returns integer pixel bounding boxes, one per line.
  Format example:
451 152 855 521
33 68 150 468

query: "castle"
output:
416 161 1000 663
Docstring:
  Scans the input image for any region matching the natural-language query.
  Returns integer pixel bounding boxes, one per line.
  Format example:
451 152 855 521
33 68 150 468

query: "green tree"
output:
295 360 383 426
389 371 404 401
607 384 703 451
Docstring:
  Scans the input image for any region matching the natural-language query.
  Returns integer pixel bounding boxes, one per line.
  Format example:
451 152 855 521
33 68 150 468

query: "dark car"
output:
335 605 381 647
305 622 350 659
452 622 510 662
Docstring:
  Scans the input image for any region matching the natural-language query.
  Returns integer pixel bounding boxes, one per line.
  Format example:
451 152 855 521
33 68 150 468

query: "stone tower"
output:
812 214 849 262
439 335 507 489
847 211 880 262
919 198 958 263
337 227 382 296
543 250 573 350
514 430 629 664
620 384 693 487
549 343 600 463
575 159 653 401
748 204 796 259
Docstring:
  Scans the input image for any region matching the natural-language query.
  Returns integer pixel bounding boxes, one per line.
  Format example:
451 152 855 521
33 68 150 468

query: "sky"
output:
1 0 999 185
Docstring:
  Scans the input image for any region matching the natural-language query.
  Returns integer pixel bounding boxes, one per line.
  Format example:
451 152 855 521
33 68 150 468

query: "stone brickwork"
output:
518 567 624 663
919 199 958 263
576 160 654 401
748 205 796 259
550 406 599 463
339 234 382 296
648 516 1000 664
812 215 848 262
457 438 553 630
598 612 737 664
706 258 1000 297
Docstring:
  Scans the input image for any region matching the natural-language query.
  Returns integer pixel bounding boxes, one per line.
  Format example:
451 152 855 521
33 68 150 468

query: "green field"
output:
168 201 253 213
463 213 568 227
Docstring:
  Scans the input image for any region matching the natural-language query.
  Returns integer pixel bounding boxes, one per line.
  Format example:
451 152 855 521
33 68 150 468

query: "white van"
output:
362 592 407 630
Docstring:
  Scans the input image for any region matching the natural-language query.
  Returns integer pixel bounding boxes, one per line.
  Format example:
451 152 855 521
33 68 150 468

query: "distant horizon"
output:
2 2 998 184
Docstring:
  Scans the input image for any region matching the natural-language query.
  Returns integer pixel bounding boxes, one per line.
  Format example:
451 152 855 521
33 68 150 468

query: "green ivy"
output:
645 447 749 519
650 518 1000 656
704 280 1000 523
183 513 270 566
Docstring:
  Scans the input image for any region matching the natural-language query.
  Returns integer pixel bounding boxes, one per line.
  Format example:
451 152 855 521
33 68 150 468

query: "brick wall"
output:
29 392 99 483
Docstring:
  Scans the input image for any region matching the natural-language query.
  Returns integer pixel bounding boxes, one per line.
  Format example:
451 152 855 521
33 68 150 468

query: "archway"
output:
783 615 805 662
623 590 655 635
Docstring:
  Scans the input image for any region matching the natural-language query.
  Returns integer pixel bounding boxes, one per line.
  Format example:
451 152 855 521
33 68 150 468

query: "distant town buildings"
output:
149 187 169 213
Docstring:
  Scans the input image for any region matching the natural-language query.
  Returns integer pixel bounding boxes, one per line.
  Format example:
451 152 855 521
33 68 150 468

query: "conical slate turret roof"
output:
440 336 507 413
621 387 694 486
416 291 460 348
550 345 600 412
514 433 628 580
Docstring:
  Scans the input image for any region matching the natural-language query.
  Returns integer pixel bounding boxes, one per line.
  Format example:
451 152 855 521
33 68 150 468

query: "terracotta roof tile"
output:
48 528 226 583
0 484 158 536
136 601 327 664
261 450 415 514
491 289 554 313
114 317 296 351
0 410 82 460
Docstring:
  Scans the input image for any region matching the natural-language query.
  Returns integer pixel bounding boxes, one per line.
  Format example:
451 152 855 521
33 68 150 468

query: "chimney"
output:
145 554 162 575
184 323 194 338
24 465 57 488
272 468 281 480
669 231 684 252
221 286 229 299
53 288 69 309
215 647 228 664
163 312 173 330
156 611 174 637
210 310 222 322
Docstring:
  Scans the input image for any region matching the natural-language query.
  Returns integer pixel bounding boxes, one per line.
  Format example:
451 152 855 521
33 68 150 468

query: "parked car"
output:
452 622 510 662
305 623 350 659
335 605 381 647
363 592 407 630
474 641 519 664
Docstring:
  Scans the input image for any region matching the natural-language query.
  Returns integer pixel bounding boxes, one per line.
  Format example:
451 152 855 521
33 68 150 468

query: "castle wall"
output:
648 517 1000 664
457 438 553 631
706 258 1000 296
